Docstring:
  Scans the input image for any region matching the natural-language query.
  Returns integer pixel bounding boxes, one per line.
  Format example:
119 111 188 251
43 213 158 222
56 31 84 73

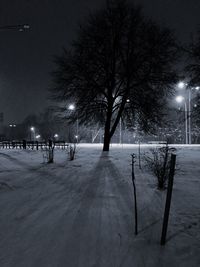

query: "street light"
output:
68 104 78 142
176 96 188 144
0 24 30 32
177 81 186 89
30 126 35 141
68 104 75 111
9 124 17 140
177 81 200 144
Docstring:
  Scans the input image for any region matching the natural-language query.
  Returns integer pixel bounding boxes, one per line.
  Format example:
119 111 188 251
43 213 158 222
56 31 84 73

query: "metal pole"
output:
131 153 138 235
188 89 191 144
138 140 141 169
185 102 188 144
160 154 176 245
0 24 30 31
76 117 79 143
119 118 122 144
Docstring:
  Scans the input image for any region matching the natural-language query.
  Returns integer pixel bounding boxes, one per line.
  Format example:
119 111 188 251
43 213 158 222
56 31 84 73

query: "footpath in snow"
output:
0 144 199 267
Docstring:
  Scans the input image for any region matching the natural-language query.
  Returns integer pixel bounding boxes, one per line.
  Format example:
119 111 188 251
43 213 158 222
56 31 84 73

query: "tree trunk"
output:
103 110 112 151
103 132 110 151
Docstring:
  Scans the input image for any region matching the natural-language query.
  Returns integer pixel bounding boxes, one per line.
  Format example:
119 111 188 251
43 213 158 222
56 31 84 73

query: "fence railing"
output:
0 140 68 150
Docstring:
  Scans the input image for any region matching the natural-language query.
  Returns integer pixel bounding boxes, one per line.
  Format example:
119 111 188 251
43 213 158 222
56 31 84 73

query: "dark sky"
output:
0 0 200 124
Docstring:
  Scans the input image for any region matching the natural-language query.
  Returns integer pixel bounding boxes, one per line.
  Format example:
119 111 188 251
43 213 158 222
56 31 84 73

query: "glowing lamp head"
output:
30 127 35 131
54 134 58 138
68 104 75 110
176 96 184 103
177 82 185 89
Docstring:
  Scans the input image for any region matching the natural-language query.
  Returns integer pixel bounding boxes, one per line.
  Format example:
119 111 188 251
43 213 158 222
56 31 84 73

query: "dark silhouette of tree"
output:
186 30 200 86
38 108 60 140
51 0 178 151
185 30 200 122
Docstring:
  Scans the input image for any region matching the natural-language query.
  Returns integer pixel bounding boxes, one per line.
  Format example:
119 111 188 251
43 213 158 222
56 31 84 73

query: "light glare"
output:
68 104 75 110
178 81 185 89
176 95 184 103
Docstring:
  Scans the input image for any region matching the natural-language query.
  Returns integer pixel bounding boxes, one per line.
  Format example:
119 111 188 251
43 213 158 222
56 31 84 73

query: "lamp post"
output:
176 96 188 144
0 24 30 32
68 104 79 142
9 124 16 140
30 126 35 141
118 98 130 144
177 81 200 144
54 134 59 139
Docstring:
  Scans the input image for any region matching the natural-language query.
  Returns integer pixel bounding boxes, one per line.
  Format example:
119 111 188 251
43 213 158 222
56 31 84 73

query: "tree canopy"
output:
51 0 178 151
186 30 200 86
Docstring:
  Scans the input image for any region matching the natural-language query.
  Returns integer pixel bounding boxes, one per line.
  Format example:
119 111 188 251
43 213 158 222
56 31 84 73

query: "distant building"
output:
0 112 4 135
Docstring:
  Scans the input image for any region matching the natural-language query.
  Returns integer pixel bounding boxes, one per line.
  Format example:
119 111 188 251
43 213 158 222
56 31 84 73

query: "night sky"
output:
0 0 200 124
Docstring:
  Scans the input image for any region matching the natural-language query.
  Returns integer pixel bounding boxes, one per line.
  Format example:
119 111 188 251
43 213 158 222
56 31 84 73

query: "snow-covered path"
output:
0 146 199 267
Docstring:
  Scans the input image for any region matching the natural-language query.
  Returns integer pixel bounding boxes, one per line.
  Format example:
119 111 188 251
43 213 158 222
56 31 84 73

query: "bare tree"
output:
50 0 178 151
185 30 200 121
185 30 200 85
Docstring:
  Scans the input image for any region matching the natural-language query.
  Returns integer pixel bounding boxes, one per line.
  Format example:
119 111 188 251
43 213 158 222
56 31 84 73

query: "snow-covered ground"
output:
0 144 199 267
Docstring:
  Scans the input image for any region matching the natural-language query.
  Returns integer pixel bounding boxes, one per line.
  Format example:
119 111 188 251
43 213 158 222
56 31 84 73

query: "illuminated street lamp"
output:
9 124 17 140
177 81 200 144
68 104 79 142
35 134 41 139
177 81 186 89
0 24 30 32
176 96 188 144
30 126 35 141
75 135 78 143
68 104 75 111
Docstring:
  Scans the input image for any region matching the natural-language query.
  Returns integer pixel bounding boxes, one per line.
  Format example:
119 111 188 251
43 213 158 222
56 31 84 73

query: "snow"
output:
0 144 199 267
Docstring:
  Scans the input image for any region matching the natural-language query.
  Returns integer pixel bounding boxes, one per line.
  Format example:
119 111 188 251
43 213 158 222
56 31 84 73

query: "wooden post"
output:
22 140 26 150
160 154 176 245
131 153 138 235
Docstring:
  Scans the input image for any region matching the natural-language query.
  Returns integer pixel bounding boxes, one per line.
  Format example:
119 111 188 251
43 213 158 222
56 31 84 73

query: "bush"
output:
144 144 176 190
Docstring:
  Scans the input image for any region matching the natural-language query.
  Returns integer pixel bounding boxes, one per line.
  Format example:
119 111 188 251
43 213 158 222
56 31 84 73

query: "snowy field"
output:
0 144 199 267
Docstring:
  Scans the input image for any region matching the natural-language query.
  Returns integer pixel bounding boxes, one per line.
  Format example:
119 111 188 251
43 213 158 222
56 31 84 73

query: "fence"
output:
0 140 68 150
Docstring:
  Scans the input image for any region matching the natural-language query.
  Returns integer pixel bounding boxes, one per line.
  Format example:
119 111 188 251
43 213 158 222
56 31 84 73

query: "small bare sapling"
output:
69 144 76 160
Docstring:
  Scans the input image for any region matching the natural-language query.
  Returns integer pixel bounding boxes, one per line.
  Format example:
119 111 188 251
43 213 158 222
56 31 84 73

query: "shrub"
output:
144 144 176 190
